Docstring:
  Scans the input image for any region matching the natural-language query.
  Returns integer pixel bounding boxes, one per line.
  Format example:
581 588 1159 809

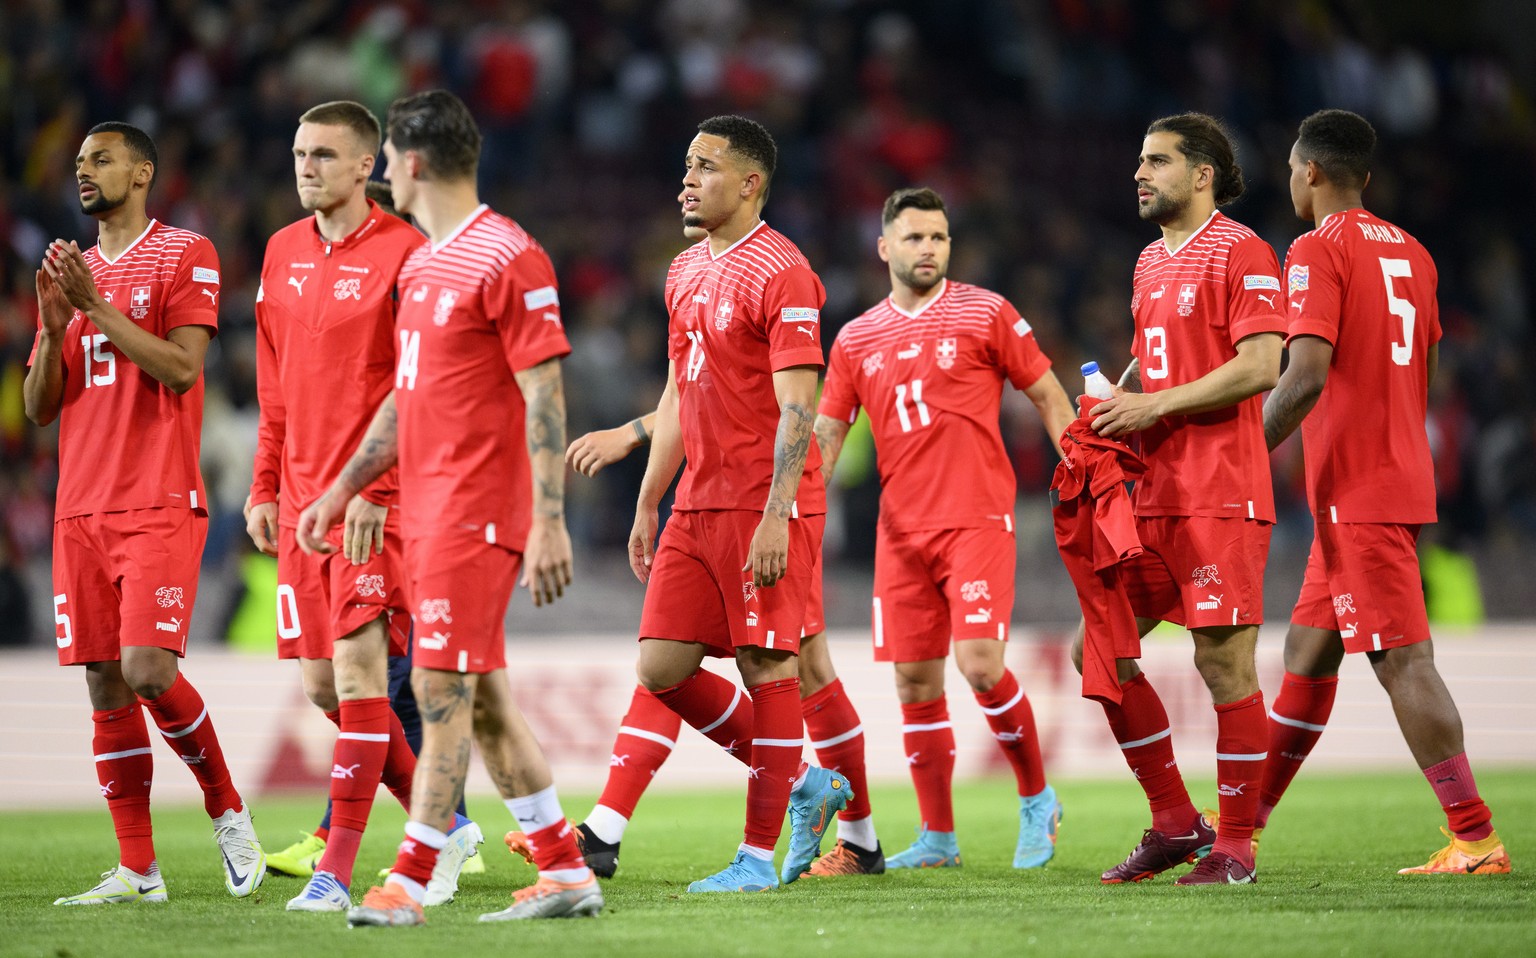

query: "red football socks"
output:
1101 672 1196 834
743 678 802 852
974 670 1047 797
1258 672 1337 828
901 697 956 833
1212 691 1267 865
597 686 683 818
1425 752 1494 842
654 668 754 765
139 673 242 819
92 704 156 874
802 679 871 822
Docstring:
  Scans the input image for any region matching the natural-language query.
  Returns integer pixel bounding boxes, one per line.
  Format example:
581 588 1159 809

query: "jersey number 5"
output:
1379 258 1416 366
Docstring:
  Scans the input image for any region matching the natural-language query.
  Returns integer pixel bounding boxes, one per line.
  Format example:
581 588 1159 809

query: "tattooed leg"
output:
470 668 555 799
407 666 478 832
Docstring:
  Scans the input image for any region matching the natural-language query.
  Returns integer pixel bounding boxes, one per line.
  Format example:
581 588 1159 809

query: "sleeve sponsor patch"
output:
1243 274 1280 291
522 285 559 310
1013 317 1033 337
193 266 220 285
1288 265 1309 295
781 307 819 324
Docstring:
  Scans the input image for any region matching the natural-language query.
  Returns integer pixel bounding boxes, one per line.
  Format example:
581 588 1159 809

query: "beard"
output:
80 187 128 216
894 261 945 292
682 211 707 229
1137 188 1187 225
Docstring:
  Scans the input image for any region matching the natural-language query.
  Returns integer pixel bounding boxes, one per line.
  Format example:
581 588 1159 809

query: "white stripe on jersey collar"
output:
96 219 157 265
888 278 948 320
1161 210 1218 257
429 204 489 254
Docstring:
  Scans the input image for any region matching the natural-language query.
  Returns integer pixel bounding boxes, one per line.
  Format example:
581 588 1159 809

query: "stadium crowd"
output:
1 0 1534 646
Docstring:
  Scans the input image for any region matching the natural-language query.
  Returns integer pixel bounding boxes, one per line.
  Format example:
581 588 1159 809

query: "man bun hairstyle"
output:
87 121 158 190
882 187 947 227
386 89 481 181
1296 109 1376 190
697 115 777 194
300 100 383 155
1147 112 1246 206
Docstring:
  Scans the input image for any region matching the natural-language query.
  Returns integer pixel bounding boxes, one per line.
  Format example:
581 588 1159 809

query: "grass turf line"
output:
2 770 1531 958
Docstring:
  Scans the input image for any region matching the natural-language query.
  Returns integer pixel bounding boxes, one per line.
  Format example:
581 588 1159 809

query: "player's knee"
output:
958 660 1003 692
120 660 175 700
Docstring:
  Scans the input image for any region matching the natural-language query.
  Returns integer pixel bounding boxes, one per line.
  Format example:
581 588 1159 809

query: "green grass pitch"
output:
3 770 1531 958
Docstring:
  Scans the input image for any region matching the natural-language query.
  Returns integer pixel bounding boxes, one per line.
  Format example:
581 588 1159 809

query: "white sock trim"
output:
1269 710 1327 732
698 686 743 735
1117 727 1172 750
617 725 677 749
403 820 449 849
737 843 774 862
978 685 1024 716
584 805 628 845
810 725 863 748
159 706 208 739
506 783 565 834
385 873 426 902
902 721 952 733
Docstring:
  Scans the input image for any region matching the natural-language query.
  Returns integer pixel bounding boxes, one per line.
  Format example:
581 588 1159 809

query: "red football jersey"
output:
392 206 571 548
665 221 827 514
820 279 1053 533
251 201 424 526
34 220 219 519
1285 208 1440 523
1129 212 1286 521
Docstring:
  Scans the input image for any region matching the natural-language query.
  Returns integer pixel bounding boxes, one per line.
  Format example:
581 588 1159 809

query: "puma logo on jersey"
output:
1257 293 1276 308
288 275 308 296
201 288 218 307
155 617 182 633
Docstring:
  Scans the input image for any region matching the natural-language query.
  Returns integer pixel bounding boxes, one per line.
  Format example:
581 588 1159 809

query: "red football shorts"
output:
275 518 410 660
404 534 521 674
802 550 825 637
1291 522 1429 653
639 509 824 656
52 508 206 666
1122 515 1271 630
871 524 1016 663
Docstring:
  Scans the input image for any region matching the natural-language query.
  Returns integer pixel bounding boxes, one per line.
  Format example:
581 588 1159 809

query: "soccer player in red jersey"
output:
625 116 851 892
549 202 882 880
1259 109 1509 875
246 100 484 911
25 122 266 904
814 188 1076 871
1078 114 1284 885
297 90 600 925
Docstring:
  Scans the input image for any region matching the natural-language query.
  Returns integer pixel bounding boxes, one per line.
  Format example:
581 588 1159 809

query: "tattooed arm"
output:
746 365 819 588
813 413 852 483
1263 335 1332 451
296 392 398 554
514 356 573 606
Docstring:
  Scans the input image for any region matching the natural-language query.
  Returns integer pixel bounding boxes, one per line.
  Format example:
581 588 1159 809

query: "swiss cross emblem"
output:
1177 283 1197 316
132 286 151 307
936 338 957 370
714 299 735 332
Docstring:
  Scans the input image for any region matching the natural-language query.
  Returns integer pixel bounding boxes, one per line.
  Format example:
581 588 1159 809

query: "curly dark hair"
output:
1296 109 1376 190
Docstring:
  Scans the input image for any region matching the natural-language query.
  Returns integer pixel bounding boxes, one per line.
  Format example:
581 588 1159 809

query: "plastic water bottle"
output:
1082 361 1114 400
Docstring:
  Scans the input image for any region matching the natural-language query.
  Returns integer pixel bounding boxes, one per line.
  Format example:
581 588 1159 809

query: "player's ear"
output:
359 152 376 179
1306 159 1322 188
134 160 155 190
739 169 762 203
877 234 890 264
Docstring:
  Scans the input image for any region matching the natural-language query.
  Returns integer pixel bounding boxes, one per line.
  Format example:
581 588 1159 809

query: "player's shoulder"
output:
735 223 814 280
142 221 213 257
834 297 895 347
942 280 1009 314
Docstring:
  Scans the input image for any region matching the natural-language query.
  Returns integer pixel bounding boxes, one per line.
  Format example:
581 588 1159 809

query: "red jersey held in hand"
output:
1284 208 1440 524
820 279 1053 533
665 221 827 515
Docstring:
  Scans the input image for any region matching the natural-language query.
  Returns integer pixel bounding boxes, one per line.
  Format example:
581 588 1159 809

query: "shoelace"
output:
215 819 261 866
